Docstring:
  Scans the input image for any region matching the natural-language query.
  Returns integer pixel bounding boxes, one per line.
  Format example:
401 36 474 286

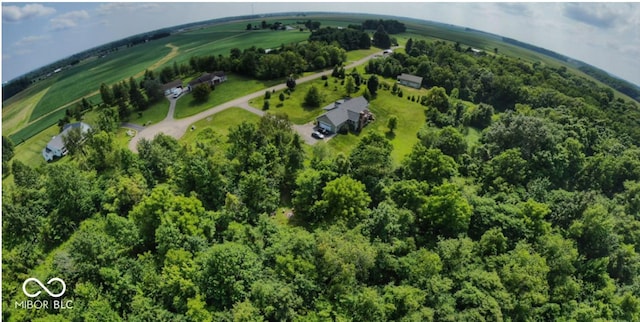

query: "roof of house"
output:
188 71 226 86
397 73 423 84
162 79 183 91
48 122 92 150
317 96 369 127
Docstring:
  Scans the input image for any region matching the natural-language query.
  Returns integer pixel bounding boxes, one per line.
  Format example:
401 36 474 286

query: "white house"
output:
42 122 92 161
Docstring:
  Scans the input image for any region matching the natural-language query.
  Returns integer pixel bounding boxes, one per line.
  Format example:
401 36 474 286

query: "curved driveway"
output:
128 48 397 152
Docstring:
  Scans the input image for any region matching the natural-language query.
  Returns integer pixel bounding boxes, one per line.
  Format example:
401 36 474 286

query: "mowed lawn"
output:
174 74 281 119
180 107 261 144
249 77 350 124
10 124 59 168
125 99 171 126
327 82 429 165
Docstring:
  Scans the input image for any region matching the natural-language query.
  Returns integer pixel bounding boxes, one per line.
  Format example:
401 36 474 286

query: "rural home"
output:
163 79 183 96
187 71 227 91
42 122 92 161
316 96 374 133
397 73 423 89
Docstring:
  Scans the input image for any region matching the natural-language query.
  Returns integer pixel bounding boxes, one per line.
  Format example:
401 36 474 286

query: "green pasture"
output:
180 107 261 144
174 73 281 119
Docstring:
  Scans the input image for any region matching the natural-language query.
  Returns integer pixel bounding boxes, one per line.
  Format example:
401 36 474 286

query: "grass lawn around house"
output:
114 127 136 149
124 99 171 126
326 78 430 165
180 107 261 145
10 124 59 169
174 74 282 119
250 77 352 124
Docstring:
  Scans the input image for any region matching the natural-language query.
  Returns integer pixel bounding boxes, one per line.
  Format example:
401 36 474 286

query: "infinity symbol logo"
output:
22 278 66 298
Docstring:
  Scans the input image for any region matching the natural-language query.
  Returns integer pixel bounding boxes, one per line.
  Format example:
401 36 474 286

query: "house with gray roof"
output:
42 122 92 161
163 79 183 96
187 71 227 91
397 73 423 89
316 96 374 133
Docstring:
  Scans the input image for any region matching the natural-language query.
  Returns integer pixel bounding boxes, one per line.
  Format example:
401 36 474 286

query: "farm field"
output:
2 84 52 137
29 44 173 122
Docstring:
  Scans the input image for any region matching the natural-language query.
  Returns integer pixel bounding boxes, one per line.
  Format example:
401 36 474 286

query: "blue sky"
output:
2 2 640 85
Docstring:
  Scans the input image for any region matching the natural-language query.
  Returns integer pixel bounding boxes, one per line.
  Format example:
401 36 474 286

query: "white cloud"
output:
563 3 636 29
13 35 49 47
50 10 89 30
2 3 56 22
96 3 160 16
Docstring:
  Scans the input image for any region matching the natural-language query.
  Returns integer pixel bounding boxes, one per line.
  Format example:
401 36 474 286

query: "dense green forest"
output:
4 22 640 321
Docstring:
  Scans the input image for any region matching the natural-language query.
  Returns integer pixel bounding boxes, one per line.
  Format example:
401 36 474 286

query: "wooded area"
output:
3 21 640 321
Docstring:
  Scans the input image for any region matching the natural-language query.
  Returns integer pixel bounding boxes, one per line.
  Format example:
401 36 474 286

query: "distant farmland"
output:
5 12 637 147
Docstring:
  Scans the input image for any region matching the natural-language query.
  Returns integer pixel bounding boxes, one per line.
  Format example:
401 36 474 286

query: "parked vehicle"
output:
312 131 325 139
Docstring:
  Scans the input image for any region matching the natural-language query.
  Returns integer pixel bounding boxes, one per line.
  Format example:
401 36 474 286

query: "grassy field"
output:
180 107 261 144
125 99 170 125
174 73 281 119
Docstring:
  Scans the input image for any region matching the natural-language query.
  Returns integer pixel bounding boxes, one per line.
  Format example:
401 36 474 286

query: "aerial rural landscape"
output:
3 3 640 320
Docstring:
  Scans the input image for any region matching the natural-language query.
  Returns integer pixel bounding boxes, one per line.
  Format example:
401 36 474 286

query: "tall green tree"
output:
402 143 457 185
192 83 211 103
197 242 263 310
314 176 371 227
367 75 379 97
304 86 322 108
345 75 355 96
373 24 391 49
387 115 398 133
349 133 394 202
100 83 115 106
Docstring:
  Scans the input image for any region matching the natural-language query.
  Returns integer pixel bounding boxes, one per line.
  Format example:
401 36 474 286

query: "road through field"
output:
128 47 399 152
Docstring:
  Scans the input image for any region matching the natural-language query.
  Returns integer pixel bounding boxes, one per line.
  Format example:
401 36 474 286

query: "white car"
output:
312 131 325 139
